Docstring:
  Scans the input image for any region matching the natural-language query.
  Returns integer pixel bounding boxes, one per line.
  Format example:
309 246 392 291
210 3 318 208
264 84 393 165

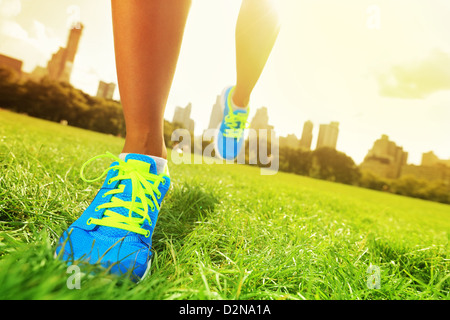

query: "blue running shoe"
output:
55 152 170 282
214 86 249 160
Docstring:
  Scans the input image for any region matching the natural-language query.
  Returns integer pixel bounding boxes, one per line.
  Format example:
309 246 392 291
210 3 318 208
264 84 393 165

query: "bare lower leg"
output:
233 0 280 107
111 0 191 158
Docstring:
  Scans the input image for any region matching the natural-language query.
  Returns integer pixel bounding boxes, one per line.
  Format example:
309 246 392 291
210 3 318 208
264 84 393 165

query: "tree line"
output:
1 66 448 204
0 67 126 136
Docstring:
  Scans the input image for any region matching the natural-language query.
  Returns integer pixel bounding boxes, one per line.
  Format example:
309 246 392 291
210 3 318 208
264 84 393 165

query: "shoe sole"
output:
53 182 169 284
54 250 152 283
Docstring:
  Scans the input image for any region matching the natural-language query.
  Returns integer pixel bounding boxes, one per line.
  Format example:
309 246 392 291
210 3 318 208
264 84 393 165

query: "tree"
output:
0 67 21 110
310 147 360 184
359 170 389 191
278 147 312 175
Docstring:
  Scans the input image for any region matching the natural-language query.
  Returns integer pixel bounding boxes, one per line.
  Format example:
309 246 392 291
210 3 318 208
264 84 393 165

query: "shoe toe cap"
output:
55 227 150 281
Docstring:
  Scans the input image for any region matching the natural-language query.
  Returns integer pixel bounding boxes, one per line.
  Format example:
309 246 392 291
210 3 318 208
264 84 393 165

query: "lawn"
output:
0 109 449 300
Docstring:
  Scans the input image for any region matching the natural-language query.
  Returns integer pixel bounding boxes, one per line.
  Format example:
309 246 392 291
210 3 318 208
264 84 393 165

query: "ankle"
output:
232 87 250 108
122 134 167 159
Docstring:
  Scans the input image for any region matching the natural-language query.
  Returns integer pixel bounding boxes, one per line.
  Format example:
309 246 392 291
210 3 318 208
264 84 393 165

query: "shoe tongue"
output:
233 109 248 115
94 154 157 238
124 153 157 175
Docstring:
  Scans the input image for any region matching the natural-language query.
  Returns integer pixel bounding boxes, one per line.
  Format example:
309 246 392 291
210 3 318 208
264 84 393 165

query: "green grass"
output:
0 109 449 300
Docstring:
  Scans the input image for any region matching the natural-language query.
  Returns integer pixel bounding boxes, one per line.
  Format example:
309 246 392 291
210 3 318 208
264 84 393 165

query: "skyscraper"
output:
97 81 116 100
279 134 300 149
47 24 84 83
0 54 23 75
172 103 195 133
316 121 339 149
360 134 408 179
249 107 274 131
299 120 313 150
65 24 83 63
421 151 450 167
247 107 275 163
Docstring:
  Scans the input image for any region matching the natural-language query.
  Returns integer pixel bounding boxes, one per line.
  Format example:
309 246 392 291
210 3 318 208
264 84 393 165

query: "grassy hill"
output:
0 109 449 300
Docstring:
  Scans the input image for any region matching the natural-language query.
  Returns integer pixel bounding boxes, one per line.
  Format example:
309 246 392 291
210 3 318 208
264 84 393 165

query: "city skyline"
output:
179 101 450 171
1 0 449 165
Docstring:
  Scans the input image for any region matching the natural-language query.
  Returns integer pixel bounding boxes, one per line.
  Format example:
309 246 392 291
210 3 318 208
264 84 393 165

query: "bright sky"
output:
1 0 450 165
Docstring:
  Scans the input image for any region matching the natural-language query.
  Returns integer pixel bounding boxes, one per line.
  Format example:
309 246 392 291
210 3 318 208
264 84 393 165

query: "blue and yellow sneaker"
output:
214 86 249 160
55 152 170 282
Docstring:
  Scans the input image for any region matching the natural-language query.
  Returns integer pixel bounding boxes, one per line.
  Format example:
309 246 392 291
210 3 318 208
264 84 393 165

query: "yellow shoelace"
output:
223 87 249 141
80 152 167 237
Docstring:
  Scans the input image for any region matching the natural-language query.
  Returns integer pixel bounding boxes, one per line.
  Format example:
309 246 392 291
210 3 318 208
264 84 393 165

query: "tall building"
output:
65 23 83 63
173 103 195 132
0 54 23 75
360 134 408 179
249 107 274 131
279 134 300 149
97 81 116 100
47 24 84 83
299 120 313 150
422 151 450 168
247 107 275 163
316 121 339 149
